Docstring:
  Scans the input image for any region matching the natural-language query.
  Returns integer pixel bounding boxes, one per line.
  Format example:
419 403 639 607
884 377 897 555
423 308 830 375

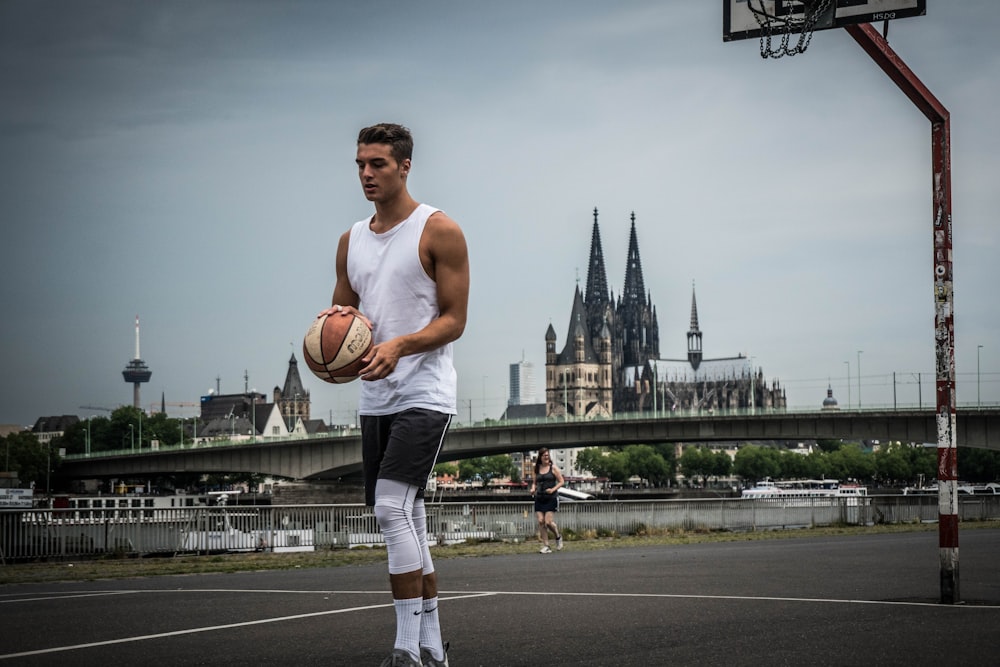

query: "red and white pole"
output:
845 23 958 604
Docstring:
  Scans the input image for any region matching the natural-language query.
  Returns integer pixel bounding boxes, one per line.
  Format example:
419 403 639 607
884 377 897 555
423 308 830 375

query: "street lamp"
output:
85 416 92 456
844 361 851 409
857 350 863 409
978 344 984 407
651 360 658 417
129 423 134 451
251 387 257 443
45 440 51 505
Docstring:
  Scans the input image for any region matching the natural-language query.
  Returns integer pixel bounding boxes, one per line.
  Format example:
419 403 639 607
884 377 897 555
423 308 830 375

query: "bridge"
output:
58 407 1000 481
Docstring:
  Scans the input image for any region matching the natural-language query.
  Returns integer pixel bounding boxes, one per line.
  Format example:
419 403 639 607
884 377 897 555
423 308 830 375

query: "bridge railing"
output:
62 403 1000 462
4 495 998 562
63 405 996 461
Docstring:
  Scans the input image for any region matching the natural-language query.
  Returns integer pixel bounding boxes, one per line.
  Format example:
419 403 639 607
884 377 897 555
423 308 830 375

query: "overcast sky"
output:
1 1 997 427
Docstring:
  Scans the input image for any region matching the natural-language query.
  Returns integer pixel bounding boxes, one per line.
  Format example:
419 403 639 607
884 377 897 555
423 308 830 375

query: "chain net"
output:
748 0 834 58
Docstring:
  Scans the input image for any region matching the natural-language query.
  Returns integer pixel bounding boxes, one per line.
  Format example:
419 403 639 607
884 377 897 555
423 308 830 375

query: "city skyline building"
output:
546 208 786 418
508 357 536 406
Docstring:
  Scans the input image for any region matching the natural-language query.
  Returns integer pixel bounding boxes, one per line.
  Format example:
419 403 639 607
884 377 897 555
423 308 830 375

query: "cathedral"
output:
545 209 785 418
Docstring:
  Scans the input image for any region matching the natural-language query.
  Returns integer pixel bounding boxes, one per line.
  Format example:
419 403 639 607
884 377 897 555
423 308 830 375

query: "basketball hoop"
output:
747 0 835 58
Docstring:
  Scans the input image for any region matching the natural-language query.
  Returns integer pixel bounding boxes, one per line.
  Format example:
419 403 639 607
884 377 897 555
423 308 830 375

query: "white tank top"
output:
347 203 457 416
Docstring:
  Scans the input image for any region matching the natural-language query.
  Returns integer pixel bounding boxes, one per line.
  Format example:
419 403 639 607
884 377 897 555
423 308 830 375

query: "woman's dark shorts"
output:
534 492 559 514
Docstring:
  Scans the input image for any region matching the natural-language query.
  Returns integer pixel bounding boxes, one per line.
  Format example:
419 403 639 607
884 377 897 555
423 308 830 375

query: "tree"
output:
710 449 733 480
56 421 87 455
815 439 844 453
109 406 145 452
778 447 829 480
733 445 781 483
825 443 875 482
1 431 60 490
902 443 936 485
576 447 630 483
873 442 915 486
76 416 113 453
229 472 267 493
679 446 711 486
958 447 1000 483
624 445 672 487
144 412 180 448
433 462 459 478
458 455 515 485
648 443 678 475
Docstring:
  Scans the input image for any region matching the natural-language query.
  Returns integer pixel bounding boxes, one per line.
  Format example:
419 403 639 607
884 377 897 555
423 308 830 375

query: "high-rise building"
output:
508 358 536 406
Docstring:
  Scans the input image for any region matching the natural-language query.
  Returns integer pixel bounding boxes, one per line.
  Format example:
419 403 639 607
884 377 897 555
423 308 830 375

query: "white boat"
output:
742 479 867 502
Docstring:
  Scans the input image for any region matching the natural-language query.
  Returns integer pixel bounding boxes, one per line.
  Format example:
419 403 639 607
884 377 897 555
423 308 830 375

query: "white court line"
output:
4 587 997 660
0 589 391 604
0 591 138 604
476 590 1000 609
0 592 496 661
5 587 998 610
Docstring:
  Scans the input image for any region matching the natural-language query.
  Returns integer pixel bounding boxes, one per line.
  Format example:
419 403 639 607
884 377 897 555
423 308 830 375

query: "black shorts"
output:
361 408 452 506
534 493 559 514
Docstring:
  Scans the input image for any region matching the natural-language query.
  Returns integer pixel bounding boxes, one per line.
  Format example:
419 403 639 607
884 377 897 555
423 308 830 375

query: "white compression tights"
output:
373 478 434 576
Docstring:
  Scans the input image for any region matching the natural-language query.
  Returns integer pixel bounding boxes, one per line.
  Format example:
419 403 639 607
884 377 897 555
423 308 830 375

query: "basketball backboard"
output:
724 0 926 42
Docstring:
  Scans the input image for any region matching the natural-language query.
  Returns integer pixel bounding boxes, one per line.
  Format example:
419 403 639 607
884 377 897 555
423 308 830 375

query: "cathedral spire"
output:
687 281 703 371
584 207 609 305
689 280 700 332
622 212 646 305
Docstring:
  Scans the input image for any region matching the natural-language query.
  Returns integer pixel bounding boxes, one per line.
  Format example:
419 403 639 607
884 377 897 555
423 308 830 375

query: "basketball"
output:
302 311 373 383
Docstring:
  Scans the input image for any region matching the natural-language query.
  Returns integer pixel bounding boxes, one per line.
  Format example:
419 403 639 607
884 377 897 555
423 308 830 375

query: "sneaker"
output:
556 535 564 550
420 641 450 667
379 649 421 667
539 545 552 554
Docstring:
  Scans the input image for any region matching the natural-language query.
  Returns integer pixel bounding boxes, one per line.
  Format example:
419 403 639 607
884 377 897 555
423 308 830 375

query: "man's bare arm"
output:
331 230 360 310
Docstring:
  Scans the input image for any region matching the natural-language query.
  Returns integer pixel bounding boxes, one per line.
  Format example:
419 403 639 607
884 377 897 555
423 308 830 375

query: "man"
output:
325 123 469 667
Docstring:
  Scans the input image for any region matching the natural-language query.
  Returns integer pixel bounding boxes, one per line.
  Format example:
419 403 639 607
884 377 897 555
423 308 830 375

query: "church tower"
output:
274 353 310 428
545 285 613 419
687 282 703 371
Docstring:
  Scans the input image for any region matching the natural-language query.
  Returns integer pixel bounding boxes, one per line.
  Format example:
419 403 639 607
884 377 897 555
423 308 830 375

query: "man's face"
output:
356 142 409 203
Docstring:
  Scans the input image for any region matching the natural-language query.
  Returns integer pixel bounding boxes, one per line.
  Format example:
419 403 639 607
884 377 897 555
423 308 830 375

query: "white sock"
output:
393 596 422 661
420 596 445 660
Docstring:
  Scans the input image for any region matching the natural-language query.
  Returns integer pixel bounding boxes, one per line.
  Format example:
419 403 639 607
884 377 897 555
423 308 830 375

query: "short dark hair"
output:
357 123 413 163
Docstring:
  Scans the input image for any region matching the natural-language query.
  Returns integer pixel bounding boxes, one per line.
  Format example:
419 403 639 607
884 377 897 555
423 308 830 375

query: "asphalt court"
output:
2 529 999 666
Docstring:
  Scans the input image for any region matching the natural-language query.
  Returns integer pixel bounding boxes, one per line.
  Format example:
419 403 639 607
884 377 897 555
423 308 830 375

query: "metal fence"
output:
3 495 999 563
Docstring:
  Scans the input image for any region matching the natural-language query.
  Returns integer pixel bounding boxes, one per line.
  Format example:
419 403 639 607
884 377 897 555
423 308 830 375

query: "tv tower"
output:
121 315 152 409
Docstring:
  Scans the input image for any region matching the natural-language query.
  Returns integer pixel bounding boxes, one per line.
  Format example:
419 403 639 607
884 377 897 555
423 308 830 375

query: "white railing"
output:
3 496 999 562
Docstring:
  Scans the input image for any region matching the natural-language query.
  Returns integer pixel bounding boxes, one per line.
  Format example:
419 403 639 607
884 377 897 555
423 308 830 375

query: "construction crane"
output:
79 405 114 413
149 401 199 415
